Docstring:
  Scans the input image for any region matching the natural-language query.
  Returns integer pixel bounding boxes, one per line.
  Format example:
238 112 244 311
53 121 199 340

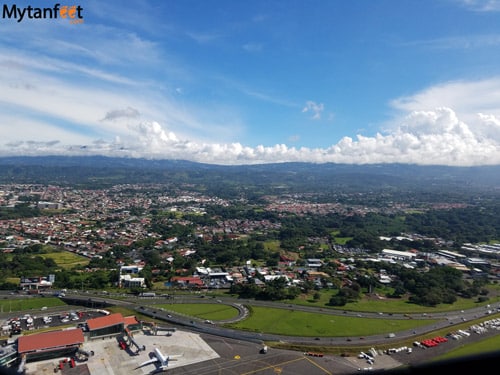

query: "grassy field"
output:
332 236 353 245
156 303 240 321
290 290 500 314
337 296 497 314
0 297 66 313
39 250 89 269
330 230 353 245
263 240 281 252
4 248 89 270
227 306 434 337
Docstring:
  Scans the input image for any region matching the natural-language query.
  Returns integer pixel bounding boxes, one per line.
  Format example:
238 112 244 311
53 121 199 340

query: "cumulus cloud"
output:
302 100 324 120
107 109 494 166
132 121 178 146
3 108 499 166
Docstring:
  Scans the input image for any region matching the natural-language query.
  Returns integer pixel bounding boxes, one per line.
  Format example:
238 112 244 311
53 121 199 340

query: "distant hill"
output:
0 155 499 194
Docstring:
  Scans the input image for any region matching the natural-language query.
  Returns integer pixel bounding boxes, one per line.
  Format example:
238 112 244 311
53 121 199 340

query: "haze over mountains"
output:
0 156 499 193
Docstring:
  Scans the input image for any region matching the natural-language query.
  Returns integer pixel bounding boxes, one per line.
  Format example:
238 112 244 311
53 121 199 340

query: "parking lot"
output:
1 308 106 338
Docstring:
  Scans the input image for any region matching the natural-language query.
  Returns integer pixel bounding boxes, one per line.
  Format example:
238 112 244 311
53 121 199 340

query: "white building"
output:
381 249 416 261
119 274 145 288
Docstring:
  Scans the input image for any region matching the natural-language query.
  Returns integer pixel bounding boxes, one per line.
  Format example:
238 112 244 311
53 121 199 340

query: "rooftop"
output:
18 329 84 354
86 313 124 331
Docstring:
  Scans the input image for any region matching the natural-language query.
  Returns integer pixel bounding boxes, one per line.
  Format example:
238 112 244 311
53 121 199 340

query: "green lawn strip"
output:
266 315 500 357
0 297 66 312
156 303 240 321
227 306 433 337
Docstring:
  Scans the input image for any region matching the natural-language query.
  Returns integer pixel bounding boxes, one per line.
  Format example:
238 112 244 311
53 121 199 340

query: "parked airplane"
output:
136 347 181 372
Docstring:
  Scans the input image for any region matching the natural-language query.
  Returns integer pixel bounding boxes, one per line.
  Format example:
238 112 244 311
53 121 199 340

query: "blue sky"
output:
1 0 500 165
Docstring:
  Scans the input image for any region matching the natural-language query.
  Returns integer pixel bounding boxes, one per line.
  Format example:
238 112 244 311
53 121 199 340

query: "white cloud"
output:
0 45 244 145
302 100 324 120
3 107 499 166
1 7 499 168
389 77 500 127
1 49 499 166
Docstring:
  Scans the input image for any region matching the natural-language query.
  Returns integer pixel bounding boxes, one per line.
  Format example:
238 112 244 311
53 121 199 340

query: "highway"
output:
56 292 500 348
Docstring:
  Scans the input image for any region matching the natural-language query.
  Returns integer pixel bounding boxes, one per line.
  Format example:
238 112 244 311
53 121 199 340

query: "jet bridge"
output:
124 327 145 354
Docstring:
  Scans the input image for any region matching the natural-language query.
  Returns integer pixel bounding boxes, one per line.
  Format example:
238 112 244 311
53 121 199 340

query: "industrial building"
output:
381 249 417 261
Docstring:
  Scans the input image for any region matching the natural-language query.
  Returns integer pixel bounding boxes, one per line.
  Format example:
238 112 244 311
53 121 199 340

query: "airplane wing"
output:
135 357 159 369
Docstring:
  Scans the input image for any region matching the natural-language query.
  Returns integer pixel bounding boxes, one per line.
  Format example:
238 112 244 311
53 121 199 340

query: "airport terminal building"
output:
17 328 84 363
4 311 132 373
87 313 125 339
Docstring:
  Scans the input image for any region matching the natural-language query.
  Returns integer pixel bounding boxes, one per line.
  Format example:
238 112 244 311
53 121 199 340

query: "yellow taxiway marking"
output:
240 356 306 375
303 355 333 374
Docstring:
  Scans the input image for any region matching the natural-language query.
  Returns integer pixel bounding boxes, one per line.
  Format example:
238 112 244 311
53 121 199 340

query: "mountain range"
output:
0 156 499 193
